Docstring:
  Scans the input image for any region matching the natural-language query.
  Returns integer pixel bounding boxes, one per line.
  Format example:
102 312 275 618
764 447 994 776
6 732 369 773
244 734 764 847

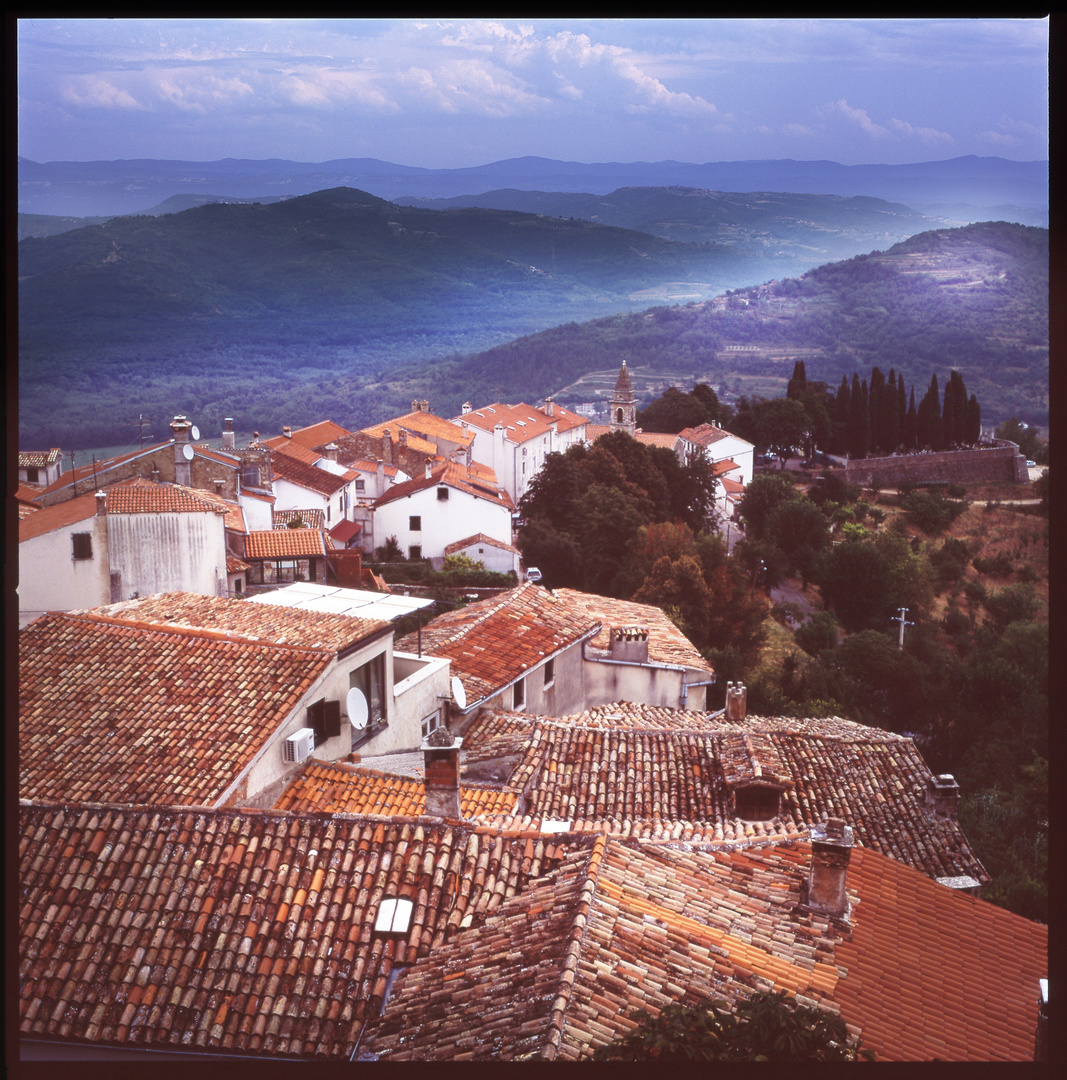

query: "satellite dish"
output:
450 676 467 711
191 425 200 441
346 687 369 730
182 443 194 461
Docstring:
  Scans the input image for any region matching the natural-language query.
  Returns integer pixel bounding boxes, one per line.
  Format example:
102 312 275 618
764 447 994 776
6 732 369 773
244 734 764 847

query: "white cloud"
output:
60 77 144 110
889 117 953 146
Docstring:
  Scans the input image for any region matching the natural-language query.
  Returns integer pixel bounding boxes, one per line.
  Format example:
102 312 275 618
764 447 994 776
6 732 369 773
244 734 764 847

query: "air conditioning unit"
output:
284 727 315 763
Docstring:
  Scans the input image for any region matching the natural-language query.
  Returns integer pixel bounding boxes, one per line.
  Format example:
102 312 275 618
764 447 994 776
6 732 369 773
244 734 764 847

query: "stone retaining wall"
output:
845 440 1029 489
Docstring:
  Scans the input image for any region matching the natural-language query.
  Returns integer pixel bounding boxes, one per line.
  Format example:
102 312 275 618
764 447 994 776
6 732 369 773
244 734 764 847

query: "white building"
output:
453 399 588 504
18 480 230 627
372 460 515 564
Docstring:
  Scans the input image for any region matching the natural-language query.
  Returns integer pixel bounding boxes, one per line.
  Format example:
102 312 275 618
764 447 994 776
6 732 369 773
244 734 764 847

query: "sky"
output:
17 17 1050 167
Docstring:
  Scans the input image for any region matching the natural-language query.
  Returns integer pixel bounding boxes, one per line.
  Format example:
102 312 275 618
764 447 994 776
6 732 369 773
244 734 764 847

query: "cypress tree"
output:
787 360 807 400
965 393 982 444
942 375 958 450
904 386 917 449
885 369 900 452
848 374 870 459
869 367 885 453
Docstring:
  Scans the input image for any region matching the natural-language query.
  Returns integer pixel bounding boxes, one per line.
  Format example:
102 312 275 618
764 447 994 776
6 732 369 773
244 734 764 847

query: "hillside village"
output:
16 363 1048 1062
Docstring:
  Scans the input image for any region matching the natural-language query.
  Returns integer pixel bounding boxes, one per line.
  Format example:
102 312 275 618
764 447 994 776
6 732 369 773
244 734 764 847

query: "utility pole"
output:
68 450 78 496
891 607 913 650
137 413 152 449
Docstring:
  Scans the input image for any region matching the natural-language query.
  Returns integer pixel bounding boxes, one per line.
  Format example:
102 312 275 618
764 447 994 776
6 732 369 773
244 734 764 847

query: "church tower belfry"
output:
609 360 637 437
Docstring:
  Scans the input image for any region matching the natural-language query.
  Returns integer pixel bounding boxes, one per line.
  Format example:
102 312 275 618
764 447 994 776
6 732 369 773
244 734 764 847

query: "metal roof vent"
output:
375 897 414 935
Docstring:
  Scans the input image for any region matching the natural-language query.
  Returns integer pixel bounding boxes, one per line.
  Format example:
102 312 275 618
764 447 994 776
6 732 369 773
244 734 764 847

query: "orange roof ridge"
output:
65 610 334 655
542 835 611 1060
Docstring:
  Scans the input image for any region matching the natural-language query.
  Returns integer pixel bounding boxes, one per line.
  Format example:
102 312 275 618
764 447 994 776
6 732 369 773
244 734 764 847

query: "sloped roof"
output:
264 419 351 451
373 460 515 511
18 491 98 543
395 584 599 706
459 705 987 883
31 441 170 498
19 447 63 467
245 528 331 559
273 508 326 528
274 760 518 819
86 591 389 652
368 836 1046 1061
270 451 356 497
678 423 752 450
363 410 474 449
329 518 363 544
443 532 520 556
17 803 574 1059
19 612 334 806
103 481 227 515
585 424 678 450
554 588 713 673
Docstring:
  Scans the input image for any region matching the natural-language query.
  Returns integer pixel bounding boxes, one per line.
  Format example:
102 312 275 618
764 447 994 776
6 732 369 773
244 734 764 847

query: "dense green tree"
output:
995 417 1047 463
594 992 874 1061
735 472 799 540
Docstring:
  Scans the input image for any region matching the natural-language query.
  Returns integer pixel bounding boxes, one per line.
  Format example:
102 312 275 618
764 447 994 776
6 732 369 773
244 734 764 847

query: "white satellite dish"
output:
346 687 369 730
191 425 200 441
182 443 194 461
450 675 467 711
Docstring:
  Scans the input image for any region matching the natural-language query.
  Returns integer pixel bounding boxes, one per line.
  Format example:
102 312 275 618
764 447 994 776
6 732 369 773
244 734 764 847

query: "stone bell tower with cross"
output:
609 359 637 437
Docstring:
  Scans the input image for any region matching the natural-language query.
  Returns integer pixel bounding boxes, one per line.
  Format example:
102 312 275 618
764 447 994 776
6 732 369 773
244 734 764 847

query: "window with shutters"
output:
72 532 93 560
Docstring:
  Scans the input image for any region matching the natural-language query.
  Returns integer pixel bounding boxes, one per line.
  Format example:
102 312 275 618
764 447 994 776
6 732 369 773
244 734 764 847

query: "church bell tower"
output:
609 360 637 437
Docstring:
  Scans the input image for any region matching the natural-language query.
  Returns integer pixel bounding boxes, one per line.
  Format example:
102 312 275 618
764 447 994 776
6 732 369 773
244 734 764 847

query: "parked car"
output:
1026 459 1037 467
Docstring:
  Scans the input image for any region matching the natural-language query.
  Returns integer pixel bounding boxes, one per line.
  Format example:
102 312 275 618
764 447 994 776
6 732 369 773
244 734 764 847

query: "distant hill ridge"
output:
18 154 1047 219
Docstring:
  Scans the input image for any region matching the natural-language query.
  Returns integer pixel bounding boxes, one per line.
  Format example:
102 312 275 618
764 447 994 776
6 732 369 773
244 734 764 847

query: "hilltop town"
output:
16 363 1048 1062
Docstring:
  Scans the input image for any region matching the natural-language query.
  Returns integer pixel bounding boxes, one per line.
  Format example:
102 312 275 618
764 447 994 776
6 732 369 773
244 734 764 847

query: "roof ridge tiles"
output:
62 611 335 655
541 834 609 1061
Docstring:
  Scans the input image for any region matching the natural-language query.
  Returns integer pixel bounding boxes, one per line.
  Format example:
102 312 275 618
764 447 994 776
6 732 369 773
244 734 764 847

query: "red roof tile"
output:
396 584 599 705
19 613 334 806
275 760 518 819
245 529 329 559
18 492 98 543
18 804 573 1058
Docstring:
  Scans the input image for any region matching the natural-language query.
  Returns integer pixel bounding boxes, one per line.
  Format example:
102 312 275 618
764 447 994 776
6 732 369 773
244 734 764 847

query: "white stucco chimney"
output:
282 426 292 439
222 418 236 451
461 402 472 415
544 397 555 417
425 459 433 480
170 416 193 487
323 443 339 463
95 490 107 516
926 774 961 819
376 460 385 495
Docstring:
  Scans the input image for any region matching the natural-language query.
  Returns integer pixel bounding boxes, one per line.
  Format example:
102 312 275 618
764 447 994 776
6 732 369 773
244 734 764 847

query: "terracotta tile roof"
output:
329 518 363 544
226 554 251 573
344 458 401 478
187 485 247 532
273 508 326 528
443 532 519 556
586 425 680 450
274 760 518 819
833 846 1048 1061
712 457 741 474
363 410 474 449
373 460 515 511
18 492 98 543
264 420 351 450
554 588 713 673
270 451 356 497
396 584 599 705
458 401 587 442
678 422 737 447
368 837 1046 1061
104 482 228 515
267 439 320 465
463 707 987 882
19 613 334 806
245 529 330 559
18 803 573 1058
86 591 389 652
19 447 63 467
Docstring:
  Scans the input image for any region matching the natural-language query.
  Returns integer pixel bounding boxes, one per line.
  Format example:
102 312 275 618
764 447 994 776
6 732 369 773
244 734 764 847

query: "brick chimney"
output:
807 818 853 917
422 726 462 819
170 416 193 486
94 490 107 516
926 774 960 819
222 418 236 451
382 429 392 464
725 682 747 722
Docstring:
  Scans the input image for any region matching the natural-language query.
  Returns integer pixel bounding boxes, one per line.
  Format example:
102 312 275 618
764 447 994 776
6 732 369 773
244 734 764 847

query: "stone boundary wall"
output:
845 440 1029 489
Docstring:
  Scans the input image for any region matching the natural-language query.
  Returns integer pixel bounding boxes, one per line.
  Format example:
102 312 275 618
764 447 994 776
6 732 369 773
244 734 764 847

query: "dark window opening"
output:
308 698 342 742
734 786 781 822
25 467 39 483
72 532 93 560
513 678 525 709
408 545 421 561
437 487 449 501
409 515 421 531
543 658 555 688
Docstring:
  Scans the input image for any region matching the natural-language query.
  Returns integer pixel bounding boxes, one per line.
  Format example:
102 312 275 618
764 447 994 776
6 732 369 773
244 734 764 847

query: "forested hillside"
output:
399 221 1047 429
18 186 791 449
